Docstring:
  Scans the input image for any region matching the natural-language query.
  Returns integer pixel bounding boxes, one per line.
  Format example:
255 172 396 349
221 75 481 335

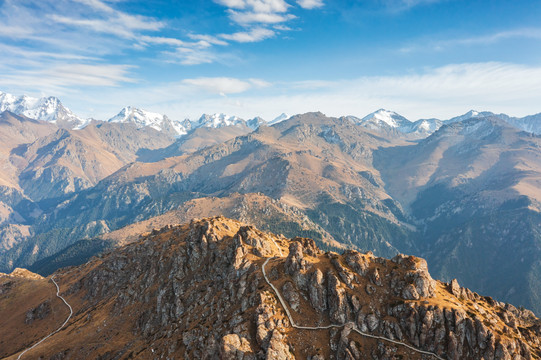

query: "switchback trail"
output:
16 275 73 360
261 257 446 360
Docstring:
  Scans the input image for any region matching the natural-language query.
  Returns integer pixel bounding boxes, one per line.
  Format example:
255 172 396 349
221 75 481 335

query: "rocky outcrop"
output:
220 333 254 360
5 217 540 359
25 300 51 324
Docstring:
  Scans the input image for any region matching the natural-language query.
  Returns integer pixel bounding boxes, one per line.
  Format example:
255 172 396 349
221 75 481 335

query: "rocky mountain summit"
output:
2 217 539 359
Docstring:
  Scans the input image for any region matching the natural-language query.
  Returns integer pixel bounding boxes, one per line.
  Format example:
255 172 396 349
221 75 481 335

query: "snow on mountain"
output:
503 113 541 135
194 113 248 129
446 110 510 123
408 118 444 135
107 108 265 137
268 113 289 125
246 116 265 130
107 106 189 137
0 91 84 128
360 109 412 131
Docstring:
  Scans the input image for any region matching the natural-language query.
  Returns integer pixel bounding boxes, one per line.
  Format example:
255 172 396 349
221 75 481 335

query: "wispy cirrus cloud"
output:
442 28 541 46
182 77 270 95
228 10 296 24
188 34 229 46
214 0 290 13
382 0 447 11
51 0 164 39
399 27 541 54
1 64 135 97
220 28 276 42
164 48 219 66
214 0 307 26
297 0 324 10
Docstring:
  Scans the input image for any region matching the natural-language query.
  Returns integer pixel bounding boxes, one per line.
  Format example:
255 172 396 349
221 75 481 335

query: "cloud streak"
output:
220 28 275 42
297 0 324 9
0 64 135 97
182 77 270 95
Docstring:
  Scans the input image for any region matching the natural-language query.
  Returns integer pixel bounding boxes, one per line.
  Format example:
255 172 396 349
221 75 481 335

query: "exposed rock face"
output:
390 253 437 299
4 217 540 359
25 300 51 324
221 333 254 360
309 268 327 312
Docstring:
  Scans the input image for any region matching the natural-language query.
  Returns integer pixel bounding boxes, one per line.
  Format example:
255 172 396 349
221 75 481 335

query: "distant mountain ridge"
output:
107 106 191 136
3 90 541 138
349 108 541 137
0 91 85 129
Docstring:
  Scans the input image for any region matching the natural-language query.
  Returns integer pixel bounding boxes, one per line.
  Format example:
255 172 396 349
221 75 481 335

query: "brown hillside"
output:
2 217 539 359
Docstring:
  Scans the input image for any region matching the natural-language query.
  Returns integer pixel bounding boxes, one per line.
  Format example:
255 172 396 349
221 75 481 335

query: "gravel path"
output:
16 275 73 360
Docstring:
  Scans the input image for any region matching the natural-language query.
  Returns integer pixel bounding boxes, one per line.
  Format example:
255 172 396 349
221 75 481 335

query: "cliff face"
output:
3 217 540 359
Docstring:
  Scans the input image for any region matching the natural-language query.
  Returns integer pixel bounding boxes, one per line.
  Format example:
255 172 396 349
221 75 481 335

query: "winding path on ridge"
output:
16 275 73 360
261 245 446 360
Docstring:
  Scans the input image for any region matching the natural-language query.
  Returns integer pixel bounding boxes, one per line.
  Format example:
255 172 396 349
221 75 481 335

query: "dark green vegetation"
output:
28 239 113 276
306 194 415 257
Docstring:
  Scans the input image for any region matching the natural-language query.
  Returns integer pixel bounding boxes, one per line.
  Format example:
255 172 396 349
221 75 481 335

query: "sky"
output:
1 0 541 121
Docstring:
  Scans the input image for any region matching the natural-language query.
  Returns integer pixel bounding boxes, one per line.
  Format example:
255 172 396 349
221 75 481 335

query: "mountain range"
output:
4 91 541 138
0 91 282 138
1 91 541 319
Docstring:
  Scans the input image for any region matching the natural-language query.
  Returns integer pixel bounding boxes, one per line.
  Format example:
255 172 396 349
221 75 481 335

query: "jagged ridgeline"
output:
2 110 541 318
2 217 539 359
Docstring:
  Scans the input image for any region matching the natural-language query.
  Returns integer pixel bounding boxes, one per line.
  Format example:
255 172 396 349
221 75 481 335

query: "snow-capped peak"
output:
194 113 246 129
360 109 411 129
246 116 265 130
107 106 190 137
447 110 499 123
108 106 165 130
268 113 289 125
0 90 84 127
408 118 444 135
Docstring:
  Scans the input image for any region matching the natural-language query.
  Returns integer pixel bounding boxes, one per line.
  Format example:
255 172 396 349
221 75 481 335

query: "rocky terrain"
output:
2 108 541 317
1 217 540 359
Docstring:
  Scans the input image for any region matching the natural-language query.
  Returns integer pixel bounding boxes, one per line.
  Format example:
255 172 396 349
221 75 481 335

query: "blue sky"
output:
1 0 541 121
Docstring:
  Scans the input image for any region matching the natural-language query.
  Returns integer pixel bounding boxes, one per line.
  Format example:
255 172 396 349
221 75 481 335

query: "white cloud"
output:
0 44 97 61
215 0 290 13
220 28 275 42
399 27 541 56
0 64 135 95
215 0 295 25
297 0 324 9
214 0 247 9
72 0 115 13
382 0 446 12
0 24 34 38
165 48 217 65
51 11 163 39
188 34 229 46
445 28 541 46
229 10 295 24
182 77 270 95
43 64 136 86
139 36 188 47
